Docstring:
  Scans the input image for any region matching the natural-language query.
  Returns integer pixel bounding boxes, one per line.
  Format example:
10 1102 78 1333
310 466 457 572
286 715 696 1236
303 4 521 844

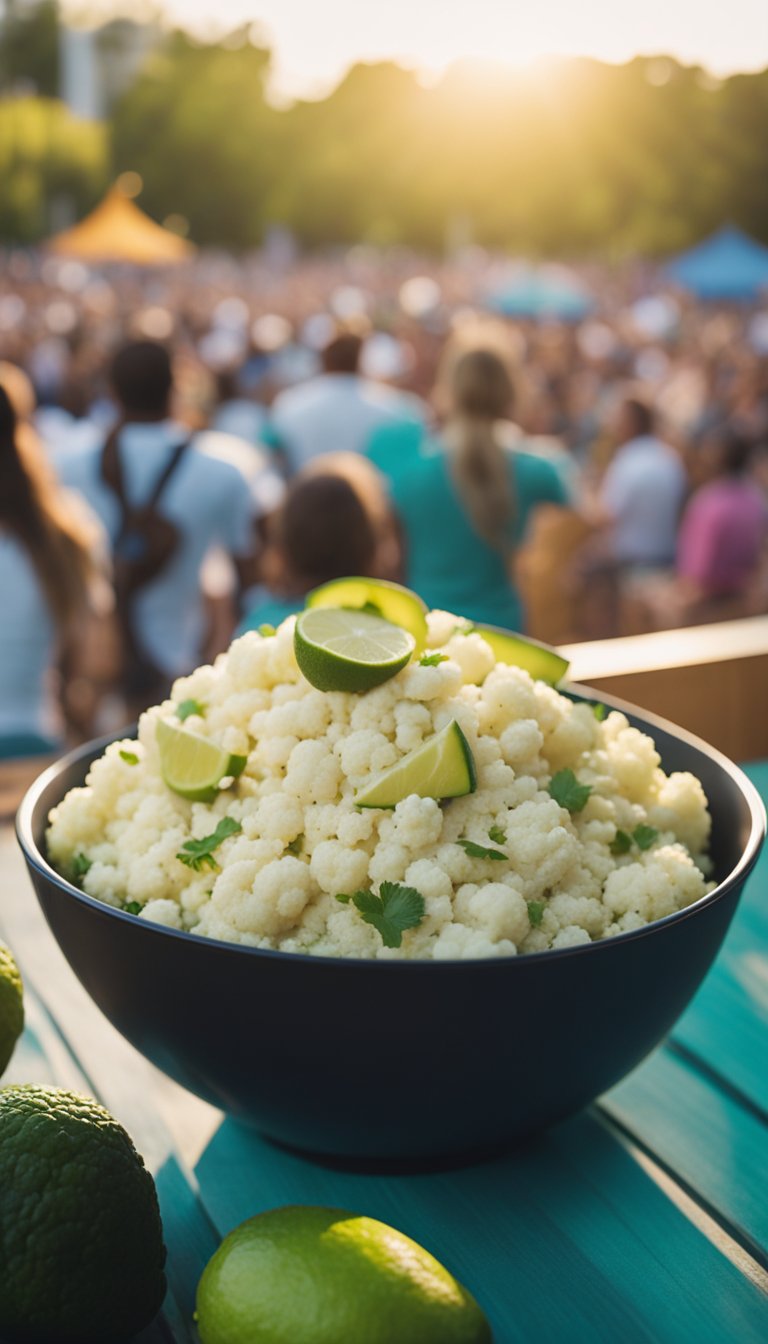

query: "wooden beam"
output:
562 617 768 762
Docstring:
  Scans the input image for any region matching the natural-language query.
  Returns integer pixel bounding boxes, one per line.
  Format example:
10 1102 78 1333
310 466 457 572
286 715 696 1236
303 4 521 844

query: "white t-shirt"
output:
0 494 107 741
59 422 258 676
269 373 426 473
0 535 59 740
600 435 687 566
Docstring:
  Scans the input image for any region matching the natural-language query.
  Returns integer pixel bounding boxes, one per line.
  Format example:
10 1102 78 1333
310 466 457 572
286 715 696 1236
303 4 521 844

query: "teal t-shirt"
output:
237 594 302 635
368 427 568 630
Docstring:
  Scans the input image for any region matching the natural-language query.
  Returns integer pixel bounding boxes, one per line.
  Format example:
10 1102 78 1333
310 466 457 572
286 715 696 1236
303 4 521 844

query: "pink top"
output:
677 479 766 595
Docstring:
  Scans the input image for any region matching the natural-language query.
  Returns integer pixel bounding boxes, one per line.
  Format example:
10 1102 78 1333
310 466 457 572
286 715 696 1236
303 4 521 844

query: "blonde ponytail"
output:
442 348 516 549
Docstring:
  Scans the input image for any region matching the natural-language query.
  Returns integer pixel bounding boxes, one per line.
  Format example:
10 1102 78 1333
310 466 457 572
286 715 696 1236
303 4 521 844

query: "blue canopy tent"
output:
665 226 768 301
486 267 593 321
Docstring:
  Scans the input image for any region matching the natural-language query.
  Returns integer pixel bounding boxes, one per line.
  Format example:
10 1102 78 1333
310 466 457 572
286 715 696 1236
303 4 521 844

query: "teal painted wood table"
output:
1 764 767 1344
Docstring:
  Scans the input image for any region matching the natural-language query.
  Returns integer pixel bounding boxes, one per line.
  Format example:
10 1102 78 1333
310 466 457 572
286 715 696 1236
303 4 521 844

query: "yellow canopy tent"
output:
48 186 194 265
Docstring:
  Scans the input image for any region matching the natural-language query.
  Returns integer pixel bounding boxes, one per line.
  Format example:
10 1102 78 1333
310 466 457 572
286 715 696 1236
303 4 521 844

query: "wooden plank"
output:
561 618 768 761
194 1112 768 1344
603 1046 768 1263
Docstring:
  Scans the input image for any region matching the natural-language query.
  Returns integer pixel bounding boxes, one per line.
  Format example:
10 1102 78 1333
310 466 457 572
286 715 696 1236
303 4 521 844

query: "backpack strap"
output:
100 428 191 521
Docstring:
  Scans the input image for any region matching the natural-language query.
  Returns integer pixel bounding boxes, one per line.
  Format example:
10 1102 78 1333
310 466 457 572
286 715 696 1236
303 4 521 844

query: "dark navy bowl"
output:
16 690 765 1164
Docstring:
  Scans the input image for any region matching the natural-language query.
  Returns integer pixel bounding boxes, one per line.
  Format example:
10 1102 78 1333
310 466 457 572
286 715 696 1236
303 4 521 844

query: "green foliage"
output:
0 96 107 241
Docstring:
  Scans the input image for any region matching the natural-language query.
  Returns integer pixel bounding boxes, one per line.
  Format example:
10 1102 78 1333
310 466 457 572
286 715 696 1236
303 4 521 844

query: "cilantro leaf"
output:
123 901 142 916
177 816 242 873
419 652 448 667
119 749 139 766
527 900 546 927
258 623 276 637
458 838 507 861
592 702 607 722
286 834 304 856
336 882 426 948
334 892 353 904
633 824 659 851
176 698 205 722
548 768 592 813
488 824 507 845
71 852 91 879
610 829 632 856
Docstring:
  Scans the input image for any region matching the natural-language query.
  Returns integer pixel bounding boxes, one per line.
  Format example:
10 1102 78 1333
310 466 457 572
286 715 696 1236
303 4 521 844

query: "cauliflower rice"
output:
47 609 714 960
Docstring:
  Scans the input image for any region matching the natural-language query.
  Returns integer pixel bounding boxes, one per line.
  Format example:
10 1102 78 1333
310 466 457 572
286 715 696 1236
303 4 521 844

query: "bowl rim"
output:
16 684 767 970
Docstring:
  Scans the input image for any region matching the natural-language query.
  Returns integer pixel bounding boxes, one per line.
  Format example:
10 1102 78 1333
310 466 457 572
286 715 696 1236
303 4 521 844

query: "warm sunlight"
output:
68 0 768 99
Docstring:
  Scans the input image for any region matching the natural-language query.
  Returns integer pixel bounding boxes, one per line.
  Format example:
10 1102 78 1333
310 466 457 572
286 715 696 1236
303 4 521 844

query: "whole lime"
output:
195 1205 491 1344
0 941 23 1078
0 1085 166 1343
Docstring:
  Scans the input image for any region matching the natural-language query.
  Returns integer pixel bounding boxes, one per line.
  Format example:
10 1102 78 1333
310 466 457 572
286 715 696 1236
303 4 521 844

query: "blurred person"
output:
59 340 259 709
211 367 269 446
0 386 112 759
598 395 686 571
369 346 569 629
266 329 427 473
629 428 767 629
239 453 400 630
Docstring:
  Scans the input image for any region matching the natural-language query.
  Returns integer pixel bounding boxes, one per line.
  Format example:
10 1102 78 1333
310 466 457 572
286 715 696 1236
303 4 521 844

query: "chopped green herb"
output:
177 816 242 873
527 900 546 927
123 901 142 916
610 829 632 856
119 749 139 766
633 824 659 851
176 698 205 722
592 702 608 722
334 881 425 949
286 834 304 856
71 852 91 879
419 652 448 667
450 622 472 638
488 824 507 845
258 623 276 637
458 838 507 861
548 768 592 813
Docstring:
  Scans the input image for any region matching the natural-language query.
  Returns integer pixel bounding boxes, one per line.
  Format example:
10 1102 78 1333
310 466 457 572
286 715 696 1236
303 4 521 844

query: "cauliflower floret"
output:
390 795 443 851
242 793 304 844
337 730 397 782
499 719 544 768
552 925 592 950
140 898 182 929
647 771 712 857
442 633 494 686
209 855 315 937
432 925 518 960
284 739 341 803
454 882 530 944
310 840 369 897
505 798 581 893
602 844 706 923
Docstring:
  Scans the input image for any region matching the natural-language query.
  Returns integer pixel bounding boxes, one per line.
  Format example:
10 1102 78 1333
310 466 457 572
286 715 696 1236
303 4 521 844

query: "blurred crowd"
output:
1 246 767 761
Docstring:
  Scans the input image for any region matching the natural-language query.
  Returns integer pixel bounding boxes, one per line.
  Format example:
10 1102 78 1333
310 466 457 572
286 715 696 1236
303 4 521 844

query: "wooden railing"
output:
562 616 768 762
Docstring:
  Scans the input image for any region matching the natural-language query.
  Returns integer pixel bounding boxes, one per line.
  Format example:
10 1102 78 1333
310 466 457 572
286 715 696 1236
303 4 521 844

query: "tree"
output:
0 96 107 241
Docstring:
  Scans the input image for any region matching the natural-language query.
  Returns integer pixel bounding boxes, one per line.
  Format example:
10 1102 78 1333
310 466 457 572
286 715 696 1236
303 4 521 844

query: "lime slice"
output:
294 607 415 693
306 577 428 652
471 624 569 685
156 719 247 802
355 719 476 808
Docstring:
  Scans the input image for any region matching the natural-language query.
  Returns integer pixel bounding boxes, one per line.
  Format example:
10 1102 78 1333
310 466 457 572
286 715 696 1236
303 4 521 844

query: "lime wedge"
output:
354 720 476 808
294 607 415 693
156 719 247 802
472 624 569 685
306 578 428 652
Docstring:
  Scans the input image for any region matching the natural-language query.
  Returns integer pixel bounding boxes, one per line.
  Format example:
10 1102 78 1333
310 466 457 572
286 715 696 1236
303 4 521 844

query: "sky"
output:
72 0 768 100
